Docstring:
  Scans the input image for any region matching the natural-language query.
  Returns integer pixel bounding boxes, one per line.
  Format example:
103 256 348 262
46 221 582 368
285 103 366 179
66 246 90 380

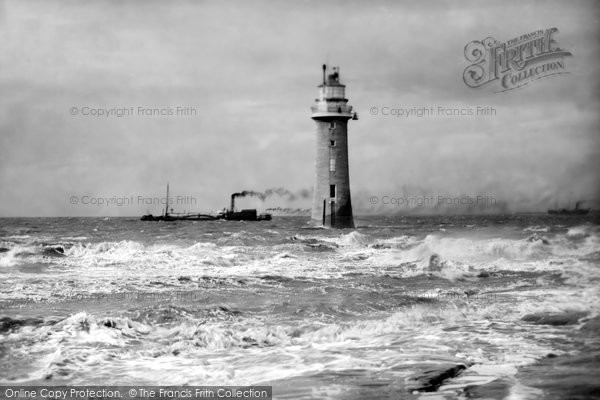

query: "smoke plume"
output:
232 188 312 202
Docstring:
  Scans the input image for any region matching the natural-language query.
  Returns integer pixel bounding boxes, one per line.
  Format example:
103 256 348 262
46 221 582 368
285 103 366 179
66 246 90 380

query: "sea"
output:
0 215 599 399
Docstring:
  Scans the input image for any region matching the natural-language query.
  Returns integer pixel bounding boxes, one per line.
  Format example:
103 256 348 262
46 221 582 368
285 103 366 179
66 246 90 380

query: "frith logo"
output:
463 28 572 92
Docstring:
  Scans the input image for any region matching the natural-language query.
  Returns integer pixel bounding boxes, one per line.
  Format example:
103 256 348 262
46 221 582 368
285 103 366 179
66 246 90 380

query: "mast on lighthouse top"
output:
312 64 358 120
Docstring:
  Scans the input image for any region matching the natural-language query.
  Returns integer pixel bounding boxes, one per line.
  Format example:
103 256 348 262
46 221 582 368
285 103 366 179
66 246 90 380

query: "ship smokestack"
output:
322 64 326 85
230 193 237 213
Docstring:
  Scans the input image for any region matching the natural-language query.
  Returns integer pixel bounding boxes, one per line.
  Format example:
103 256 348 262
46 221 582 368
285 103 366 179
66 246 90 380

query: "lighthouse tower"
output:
310 64 358 228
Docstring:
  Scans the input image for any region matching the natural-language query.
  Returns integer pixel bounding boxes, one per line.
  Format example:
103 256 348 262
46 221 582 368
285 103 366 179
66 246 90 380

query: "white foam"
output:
523 226 549 233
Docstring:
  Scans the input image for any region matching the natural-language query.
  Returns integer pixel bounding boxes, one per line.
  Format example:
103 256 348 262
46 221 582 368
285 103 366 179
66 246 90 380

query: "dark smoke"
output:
233 188 312 202
265 207 311 216
232 190 267 201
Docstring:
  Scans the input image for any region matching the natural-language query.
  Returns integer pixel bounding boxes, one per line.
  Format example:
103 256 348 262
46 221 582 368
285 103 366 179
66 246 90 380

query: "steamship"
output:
140 185 271 222
547 201 590 215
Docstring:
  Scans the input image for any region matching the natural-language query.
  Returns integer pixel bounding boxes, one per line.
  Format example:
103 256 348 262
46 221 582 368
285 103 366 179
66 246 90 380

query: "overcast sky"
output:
0 0 598 217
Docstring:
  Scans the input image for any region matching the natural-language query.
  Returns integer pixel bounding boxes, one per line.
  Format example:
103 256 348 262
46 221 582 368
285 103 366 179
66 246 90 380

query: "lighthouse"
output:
311 64 358 228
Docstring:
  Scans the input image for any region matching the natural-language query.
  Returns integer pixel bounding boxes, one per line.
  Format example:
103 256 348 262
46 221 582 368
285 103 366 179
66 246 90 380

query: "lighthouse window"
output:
329 158 336 172
329 122 336 129
330 185 336 198
325 87 345 98
330 140 336 147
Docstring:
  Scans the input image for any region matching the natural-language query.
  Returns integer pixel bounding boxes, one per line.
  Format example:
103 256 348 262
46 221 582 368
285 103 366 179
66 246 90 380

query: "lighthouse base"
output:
311 199 355 229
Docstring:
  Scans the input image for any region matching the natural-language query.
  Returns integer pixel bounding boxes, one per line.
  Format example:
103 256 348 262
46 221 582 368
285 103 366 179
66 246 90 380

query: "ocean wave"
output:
1 224 598 302
419 235 553 261
0 304 471 351
523 226 549 233
0 248 19 267
0 300 551 384
566 225 592 239
4 284 597 386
